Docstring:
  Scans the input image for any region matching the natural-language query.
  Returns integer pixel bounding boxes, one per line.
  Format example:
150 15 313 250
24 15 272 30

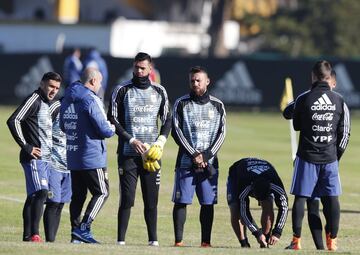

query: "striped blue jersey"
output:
50 100 68 173
108 79 171 157
172 91 226 169
7 88 53 163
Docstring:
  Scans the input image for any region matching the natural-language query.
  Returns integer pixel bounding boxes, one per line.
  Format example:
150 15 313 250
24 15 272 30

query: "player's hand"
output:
257 234 268 248
147 135 166 161
143 160 160 172
141 144 160 172
130 139 148 154
31 147 41 159
268 235 279 246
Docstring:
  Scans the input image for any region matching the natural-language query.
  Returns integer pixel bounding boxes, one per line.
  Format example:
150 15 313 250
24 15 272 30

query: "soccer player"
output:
60 68 115 243
287 60 350 251
282 70 337 250
7 72 62 242
43 99 72 242
227 158 288 248
171 66 226 247
108 52 171 246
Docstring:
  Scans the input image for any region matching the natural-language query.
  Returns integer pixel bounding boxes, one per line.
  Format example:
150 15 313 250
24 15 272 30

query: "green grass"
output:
1 106 360 254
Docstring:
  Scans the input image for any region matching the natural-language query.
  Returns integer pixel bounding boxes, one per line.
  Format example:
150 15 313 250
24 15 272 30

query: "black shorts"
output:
118 156 161 208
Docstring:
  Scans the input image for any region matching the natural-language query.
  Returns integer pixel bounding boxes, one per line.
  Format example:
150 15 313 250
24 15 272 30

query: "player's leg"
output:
290 196 306 238
22 195 32 241
318 161 341 251
228 203 250 247
321 196 340 250
69 170 87 232
140 160 160 245
171 168 195 246
307 198 324 249
287 157 319 250
197 171 218 246
44 202 61 242
22 160 49 241
44 167 61 242
118 158 138 243
260 197 274 243
81 168 109 229
173 203 187 245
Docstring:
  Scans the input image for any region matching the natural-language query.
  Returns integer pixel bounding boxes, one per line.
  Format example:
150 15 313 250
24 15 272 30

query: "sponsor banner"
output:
2 54 360 109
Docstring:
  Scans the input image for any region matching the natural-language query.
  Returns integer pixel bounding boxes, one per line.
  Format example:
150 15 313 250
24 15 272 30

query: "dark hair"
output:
331 70 336 78
312 60 332 81
41 72 62 83
252 177 271 201
189 66 208 75
134 52 152 63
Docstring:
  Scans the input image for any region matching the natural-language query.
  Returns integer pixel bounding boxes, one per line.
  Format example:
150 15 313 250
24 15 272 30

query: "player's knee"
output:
120 196 135 209
34 189 48 201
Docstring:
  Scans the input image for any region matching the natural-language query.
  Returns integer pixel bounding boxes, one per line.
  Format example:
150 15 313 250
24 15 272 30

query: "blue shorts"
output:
226 175 238 205
21 159 51 196
290 157 341 197
48 167 72 203
172 168 218 205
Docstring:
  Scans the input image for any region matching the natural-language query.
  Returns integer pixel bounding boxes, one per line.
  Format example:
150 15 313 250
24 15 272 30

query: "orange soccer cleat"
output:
285 236 301 250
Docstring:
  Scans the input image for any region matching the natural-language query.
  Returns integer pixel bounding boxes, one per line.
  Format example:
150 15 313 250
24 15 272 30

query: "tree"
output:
246 0 360 58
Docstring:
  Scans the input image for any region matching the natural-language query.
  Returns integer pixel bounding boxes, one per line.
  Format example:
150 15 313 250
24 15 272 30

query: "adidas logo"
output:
210 61 262 105
63 104 78 119
311 94 336 111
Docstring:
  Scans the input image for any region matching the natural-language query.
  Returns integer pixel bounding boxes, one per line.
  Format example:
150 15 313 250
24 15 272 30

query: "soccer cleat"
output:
70 238 83 244
148 241 159 246
326 233 337 251
30 234 43 242
72 228 99 244
285 236 301 250
201 242 212 247
174 241 184 247
117 241 126 246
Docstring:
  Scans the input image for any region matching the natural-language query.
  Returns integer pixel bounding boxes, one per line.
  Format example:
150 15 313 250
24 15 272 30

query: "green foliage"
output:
246 0 360 58
1 106 360 254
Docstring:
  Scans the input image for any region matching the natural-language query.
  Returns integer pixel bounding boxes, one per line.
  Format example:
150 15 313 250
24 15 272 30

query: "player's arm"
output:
49 100 61 121
107 85 132 141
269 182 288 240
239 186 261 238
201 100 226 162
7 94 39 156
337 101 350 160
171 98 198 156
88 96 115 138
157 86 172 139
282 101 295 120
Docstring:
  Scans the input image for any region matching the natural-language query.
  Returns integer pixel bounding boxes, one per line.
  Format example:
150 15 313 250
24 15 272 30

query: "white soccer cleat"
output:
117 241 126 246
149 241 159 246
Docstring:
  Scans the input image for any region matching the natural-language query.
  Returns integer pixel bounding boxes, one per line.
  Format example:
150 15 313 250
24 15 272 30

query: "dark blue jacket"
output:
60 82 115 170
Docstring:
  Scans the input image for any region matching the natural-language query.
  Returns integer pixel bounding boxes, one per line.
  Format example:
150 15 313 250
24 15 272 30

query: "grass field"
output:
1 105 360 254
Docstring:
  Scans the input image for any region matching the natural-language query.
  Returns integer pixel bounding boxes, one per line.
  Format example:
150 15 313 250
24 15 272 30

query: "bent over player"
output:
108 52 171 246
171 66 226 247
227 158 288 248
